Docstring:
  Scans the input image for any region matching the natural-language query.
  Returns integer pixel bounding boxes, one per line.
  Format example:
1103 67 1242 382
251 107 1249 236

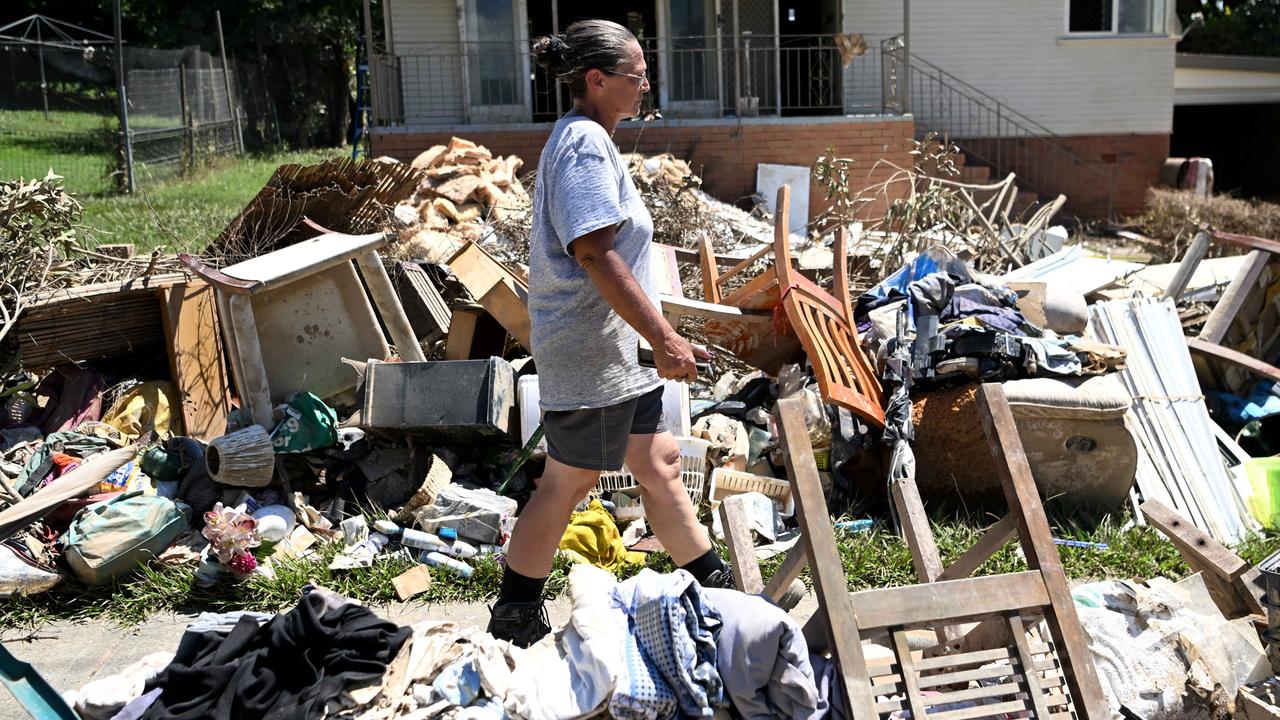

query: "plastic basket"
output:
597 436 711 504
708 467 795 517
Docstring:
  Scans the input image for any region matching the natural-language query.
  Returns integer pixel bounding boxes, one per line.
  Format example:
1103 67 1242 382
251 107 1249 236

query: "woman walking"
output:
487 19 732 648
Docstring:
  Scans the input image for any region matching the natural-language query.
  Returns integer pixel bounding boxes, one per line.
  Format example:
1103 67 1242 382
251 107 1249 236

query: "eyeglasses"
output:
603 68 649 85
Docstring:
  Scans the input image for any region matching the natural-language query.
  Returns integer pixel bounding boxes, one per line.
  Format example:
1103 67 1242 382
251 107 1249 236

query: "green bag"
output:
270 391 338 453
60 492 189 585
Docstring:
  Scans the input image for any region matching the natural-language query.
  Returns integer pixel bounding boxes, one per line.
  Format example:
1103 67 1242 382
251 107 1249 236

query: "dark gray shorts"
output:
543 386 667 471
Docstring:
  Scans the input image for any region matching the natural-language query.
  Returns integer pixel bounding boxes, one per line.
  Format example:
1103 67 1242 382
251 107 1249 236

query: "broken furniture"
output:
361 357 515 444
689 185 885 428
181 229 425 430
394 262 452 344
12 273 231 442
1141 498 1266 619
1173 229 1280 395
720 386 1109 718
443 242 530 359
206 158 425 261
913 374 1138 507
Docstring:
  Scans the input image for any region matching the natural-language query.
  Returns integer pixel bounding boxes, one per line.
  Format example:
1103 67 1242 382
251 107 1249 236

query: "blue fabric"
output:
1212 380 1280 422
611 615 678 720
612 570 724 718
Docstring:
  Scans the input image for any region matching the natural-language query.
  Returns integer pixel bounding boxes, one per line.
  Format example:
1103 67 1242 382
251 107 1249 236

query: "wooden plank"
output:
916 646 1014 672
700 235 721 304
1007 613 1054 718
832 224 858 326
228 293 275 429
774 395 878 718
848 571 1050 629
939 514 1018 581
762 541 808 604
23 272 190 307
1187 337 1280 383
891 475 944 583
658 294 774 322
927 682 1026 708
444 308 481 361
891 629 929 720
159 282 230 442
1141 498 1248 581
1215 230 1280 257
446 241 528 301
1141 498 1265 617
715 242 774 288
357 250 427 362
918 663 1029 689
0 448 137 540
1165 230 1212 301
929 699 1032 720
1200 249 1269 345
976 383 1111 720
718 495 765 595
477 278 531 351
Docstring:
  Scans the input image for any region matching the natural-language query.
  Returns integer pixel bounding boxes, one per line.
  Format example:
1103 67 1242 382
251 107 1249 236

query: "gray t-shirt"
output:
528 111 662 411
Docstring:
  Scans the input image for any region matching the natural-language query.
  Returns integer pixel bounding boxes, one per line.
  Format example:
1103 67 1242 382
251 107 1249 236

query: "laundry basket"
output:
597 436 711 504
708 468 794 517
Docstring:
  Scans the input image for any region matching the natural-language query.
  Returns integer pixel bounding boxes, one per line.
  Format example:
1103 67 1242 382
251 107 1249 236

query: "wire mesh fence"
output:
1 37 278 195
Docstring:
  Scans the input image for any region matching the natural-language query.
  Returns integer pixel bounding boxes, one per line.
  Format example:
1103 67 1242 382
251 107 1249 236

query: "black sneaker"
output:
486 600 551 648
699 566 737 590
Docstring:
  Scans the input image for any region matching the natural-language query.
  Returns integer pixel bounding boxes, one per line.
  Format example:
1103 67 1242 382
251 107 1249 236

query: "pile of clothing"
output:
68 568 838 720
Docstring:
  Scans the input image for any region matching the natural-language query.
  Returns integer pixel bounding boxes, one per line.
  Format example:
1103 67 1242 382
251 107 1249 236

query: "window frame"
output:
1063 0 1171 38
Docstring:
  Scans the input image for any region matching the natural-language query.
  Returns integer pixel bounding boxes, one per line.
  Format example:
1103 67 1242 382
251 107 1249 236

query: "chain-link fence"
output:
1 30 278 195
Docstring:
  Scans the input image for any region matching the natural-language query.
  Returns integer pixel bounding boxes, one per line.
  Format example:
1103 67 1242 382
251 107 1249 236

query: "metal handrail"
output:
881 35 1114 216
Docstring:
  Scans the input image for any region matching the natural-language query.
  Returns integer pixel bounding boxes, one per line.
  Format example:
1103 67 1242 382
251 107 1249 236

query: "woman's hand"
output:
653 330 711 383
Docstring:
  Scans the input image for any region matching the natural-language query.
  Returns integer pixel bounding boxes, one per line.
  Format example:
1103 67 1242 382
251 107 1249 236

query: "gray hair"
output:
532 20 637 99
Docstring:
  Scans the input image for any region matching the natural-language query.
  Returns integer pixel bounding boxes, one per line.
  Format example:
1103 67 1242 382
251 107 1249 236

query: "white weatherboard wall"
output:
388 0 465 124
843 0 1176 136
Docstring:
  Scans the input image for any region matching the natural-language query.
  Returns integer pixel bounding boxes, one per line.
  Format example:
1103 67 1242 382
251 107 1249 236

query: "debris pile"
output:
3 144 1280 720
393 137 530 264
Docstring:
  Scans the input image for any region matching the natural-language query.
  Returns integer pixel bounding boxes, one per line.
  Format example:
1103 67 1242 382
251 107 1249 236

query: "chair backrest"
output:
720 388 1111 719
848 576 1075 719
771 185 885 429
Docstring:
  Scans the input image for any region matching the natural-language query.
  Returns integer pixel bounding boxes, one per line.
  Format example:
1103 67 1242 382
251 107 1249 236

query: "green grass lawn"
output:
1 106 336 209
0 108 121 196
81 147 347 253
2 509 1274 630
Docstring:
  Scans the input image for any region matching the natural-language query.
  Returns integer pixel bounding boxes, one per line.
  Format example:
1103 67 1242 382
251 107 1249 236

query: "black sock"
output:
496 566 547 606
680 549 728 584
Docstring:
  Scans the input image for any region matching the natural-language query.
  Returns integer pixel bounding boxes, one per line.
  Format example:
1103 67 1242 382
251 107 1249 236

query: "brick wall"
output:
959 133 1171 218
371 116 916 220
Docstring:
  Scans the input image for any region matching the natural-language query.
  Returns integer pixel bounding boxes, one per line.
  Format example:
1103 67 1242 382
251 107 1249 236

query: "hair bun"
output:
533 34 574 72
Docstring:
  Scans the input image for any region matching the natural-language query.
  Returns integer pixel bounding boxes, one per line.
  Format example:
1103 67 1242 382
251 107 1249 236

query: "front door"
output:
661 0 721 117
459 0 531 122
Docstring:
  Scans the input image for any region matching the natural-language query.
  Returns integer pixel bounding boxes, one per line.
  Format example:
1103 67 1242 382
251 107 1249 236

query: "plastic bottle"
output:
420 551 474 578
375 520 477 557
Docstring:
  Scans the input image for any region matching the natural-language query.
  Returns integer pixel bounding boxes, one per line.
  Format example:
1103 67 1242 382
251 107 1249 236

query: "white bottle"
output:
420 551 474 578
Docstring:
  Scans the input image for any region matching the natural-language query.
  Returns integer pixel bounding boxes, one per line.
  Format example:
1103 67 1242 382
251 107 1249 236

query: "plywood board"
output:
160 282 230 441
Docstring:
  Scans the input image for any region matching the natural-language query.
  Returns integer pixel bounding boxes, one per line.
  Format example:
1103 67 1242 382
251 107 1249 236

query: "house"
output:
369 0 1185 218
1173 54 1280 201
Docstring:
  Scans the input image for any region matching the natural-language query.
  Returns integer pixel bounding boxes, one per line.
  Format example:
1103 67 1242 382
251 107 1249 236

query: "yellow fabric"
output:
99 381 182 442
558 499 645 573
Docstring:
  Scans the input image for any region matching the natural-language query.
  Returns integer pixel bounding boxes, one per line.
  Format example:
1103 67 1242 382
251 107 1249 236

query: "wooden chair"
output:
719 386 1110 719
693 185 885 428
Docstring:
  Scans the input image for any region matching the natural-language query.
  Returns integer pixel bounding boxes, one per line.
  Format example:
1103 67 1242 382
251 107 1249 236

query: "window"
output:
1068 0 1166 34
